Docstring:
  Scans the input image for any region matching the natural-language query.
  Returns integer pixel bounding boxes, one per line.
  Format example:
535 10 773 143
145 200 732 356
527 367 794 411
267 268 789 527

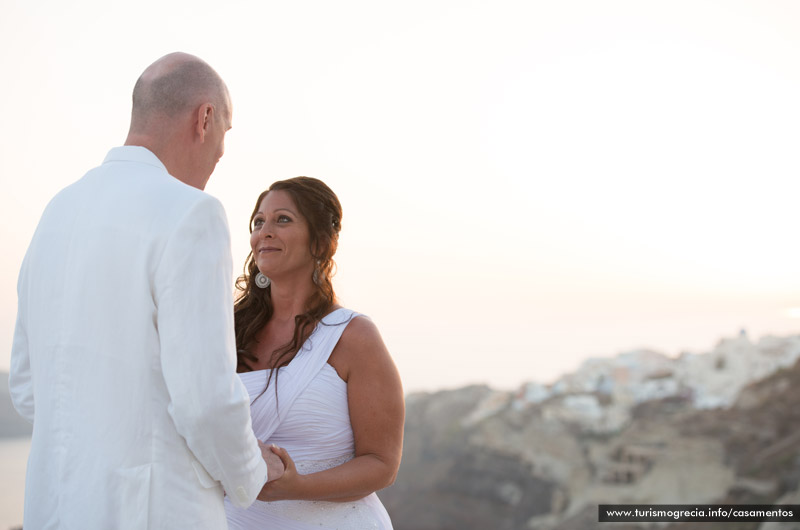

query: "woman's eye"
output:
277 215 291 223
253 218 264 229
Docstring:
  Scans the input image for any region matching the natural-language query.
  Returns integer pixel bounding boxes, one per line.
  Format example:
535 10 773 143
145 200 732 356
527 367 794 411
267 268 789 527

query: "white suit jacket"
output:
9 147 268 529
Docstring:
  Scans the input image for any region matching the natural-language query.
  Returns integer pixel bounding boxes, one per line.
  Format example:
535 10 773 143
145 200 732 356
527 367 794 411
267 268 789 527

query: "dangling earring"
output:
255 272 271 289
312 260 322 286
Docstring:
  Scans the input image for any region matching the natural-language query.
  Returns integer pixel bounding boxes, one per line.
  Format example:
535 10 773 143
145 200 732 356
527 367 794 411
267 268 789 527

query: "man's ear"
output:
195 103 214 142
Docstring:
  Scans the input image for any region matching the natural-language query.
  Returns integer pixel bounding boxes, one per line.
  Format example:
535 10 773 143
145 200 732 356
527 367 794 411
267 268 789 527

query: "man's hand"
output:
259 440 285 483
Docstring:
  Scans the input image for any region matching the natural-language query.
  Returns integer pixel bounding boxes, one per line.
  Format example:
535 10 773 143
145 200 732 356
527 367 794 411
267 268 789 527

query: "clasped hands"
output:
257 440 299 502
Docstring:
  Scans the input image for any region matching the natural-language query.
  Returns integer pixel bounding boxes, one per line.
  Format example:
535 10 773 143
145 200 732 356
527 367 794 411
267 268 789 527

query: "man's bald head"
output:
129 52 230 132
125 52 233 189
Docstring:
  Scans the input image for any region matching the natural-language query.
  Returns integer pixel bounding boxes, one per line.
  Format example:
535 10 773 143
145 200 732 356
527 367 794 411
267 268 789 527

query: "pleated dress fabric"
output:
224 308 393 530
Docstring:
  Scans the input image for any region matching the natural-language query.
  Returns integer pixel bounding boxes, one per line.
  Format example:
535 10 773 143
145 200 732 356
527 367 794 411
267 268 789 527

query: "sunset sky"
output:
2 0 799 393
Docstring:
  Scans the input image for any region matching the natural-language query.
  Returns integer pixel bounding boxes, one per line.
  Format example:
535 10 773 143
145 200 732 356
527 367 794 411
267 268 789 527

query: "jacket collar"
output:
102 146 168 172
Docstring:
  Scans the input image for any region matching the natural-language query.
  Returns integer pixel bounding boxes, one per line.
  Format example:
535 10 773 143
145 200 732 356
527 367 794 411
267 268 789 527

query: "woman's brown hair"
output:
234 177 343 399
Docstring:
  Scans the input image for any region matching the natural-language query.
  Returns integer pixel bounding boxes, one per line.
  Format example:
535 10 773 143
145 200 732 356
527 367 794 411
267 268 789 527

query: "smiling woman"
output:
250 191 317 294
235 177 343 375
226 177 403 529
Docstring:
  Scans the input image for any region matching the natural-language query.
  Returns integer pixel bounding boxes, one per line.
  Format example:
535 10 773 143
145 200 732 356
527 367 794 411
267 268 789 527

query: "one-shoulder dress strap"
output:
298 307 361 364
249 308 361 441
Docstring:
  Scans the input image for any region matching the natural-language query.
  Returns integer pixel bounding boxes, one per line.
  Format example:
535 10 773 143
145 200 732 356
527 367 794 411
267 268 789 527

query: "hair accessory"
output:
255 272 271 289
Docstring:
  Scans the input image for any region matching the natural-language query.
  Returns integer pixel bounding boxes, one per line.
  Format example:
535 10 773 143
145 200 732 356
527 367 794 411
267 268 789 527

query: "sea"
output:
0 437 28 530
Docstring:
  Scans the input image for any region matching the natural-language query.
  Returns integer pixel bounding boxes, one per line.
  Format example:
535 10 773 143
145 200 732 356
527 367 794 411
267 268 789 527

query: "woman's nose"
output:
255 224 273 238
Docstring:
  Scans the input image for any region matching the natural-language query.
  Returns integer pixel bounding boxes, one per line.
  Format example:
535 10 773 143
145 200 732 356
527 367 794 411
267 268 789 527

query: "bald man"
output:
9 53 280 529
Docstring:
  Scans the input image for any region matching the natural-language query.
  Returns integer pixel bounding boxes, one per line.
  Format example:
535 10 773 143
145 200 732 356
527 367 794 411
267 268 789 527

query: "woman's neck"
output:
268 276 315 322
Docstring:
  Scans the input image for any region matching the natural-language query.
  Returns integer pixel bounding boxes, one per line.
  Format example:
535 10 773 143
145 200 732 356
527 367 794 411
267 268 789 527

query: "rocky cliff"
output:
381 333 800 530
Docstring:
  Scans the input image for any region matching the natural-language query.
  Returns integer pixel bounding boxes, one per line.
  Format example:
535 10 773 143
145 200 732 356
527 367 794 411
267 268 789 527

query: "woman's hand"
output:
256 445 303 502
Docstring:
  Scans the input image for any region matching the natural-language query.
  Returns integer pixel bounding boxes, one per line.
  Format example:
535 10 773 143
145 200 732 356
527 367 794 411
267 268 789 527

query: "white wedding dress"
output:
224 308 394 530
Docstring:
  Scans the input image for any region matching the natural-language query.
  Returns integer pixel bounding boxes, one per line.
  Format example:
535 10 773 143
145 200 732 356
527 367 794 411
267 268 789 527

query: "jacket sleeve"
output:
153 195 267 508
9 251 35 424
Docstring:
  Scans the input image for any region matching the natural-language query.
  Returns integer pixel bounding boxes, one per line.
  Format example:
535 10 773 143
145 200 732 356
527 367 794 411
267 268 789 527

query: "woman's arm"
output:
257 316 405 502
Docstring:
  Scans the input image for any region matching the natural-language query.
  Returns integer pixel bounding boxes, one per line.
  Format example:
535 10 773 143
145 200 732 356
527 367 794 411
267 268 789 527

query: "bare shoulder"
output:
328 314 393 380
339 315 385 350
